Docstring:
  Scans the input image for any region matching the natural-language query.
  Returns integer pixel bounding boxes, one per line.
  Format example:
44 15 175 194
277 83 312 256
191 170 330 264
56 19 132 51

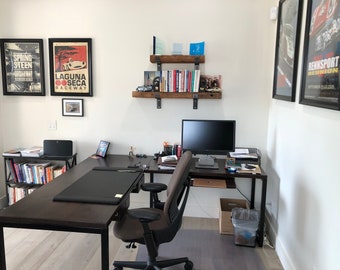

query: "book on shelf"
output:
158 69 201 92
20 146 43 157
2 148 25 157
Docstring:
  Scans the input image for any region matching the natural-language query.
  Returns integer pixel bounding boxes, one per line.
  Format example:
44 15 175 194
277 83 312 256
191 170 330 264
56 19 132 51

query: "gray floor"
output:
3 217 283 270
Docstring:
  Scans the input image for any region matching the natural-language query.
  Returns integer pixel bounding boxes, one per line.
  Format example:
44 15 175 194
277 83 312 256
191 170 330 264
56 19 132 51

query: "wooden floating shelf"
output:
132 91 221 99
150 55 205 64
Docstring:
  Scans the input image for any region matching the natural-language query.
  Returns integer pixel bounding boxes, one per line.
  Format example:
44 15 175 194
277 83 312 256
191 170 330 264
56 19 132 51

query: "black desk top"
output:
146 156 267 179
0 154 266 230
0 155 146 230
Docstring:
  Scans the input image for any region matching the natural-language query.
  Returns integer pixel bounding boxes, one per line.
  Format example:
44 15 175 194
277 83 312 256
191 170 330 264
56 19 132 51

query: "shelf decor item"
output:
62 98 84 117
300 0 340 110
272 0 303 102
49 38 93 96
95 140 110 158
0 39 45 96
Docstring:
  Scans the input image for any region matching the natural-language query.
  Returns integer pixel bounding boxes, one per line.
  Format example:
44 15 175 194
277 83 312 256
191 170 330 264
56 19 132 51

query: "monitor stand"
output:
195 155 219 169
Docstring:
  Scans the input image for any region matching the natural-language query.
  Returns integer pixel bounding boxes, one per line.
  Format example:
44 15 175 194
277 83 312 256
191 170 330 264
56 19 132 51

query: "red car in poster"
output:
310 0 338 36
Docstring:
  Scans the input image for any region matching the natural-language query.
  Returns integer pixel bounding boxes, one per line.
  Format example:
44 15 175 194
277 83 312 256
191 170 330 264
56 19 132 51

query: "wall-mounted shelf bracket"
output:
193 94 199 109
194 57 200 70
155 93 162 109
156 56 162 71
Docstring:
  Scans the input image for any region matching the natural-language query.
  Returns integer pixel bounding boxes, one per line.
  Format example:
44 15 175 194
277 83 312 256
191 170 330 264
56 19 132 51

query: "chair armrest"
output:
141 183 167 193
128 208 161 223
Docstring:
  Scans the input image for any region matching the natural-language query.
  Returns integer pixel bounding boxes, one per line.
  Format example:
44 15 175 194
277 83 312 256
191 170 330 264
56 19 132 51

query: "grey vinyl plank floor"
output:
2 217 283 270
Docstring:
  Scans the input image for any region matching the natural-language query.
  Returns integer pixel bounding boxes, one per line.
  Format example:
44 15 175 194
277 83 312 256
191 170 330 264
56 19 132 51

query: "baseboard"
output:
264 210 277 247
265 210 295 270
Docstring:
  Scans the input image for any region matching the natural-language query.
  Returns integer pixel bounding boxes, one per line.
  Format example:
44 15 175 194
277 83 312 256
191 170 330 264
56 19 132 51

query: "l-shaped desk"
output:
0 154 267 270
145 156 267 247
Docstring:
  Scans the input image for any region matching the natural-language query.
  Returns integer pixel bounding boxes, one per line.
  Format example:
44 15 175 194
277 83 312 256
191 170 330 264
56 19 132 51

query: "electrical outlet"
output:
48 120 57 130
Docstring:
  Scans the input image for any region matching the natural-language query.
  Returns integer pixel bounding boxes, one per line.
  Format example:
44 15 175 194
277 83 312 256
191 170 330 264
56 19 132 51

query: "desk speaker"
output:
43 140 73 156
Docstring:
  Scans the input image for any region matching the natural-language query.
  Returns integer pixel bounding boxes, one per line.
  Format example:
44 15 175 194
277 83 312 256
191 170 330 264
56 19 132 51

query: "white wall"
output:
4 0 338 270
0 0 273 212
265 1 340 270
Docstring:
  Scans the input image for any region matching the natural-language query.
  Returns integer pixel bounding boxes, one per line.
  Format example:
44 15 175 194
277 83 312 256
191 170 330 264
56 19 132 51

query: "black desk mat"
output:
53 167 142 205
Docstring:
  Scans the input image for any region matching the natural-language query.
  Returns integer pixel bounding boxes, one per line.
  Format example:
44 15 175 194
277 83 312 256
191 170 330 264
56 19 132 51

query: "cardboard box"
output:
219 198 249 235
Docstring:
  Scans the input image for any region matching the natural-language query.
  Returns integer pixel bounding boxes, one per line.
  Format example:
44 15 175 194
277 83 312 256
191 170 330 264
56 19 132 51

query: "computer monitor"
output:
181 119 236 169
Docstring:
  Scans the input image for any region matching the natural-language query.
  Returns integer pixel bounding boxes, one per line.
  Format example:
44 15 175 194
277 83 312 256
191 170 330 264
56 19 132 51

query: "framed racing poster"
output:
273 0 303 101
300 0 340 110
0 39 45 96
49 38 93 96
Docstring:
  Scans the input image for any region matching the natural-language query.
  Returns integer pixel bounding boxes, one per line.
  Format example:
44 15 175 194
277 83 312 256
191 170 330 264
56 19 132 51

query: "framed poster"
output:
0 39 45 95
49 38 92 96
62 98 84 116
273 0 303 101
300 0 340 110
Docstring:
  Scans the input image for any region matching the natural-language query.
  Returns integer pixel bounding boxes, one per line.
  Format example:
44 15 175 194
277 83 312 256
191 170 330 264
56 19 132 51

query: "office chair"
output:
113 151 194 270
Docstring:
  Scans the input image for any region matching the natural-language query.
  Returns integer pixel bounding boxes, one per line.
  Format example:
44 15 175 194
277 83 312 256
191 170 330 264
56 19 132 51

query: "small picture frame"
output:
226 157 236 166
96 140 110 157
62 98 84 117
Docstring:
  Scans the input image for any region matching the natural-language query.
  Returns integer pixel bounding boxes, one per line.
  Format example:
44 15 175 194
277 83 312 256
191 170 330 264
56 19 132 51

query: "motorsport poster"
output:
301 0 340 107
51 39 92 96
274 0 301 100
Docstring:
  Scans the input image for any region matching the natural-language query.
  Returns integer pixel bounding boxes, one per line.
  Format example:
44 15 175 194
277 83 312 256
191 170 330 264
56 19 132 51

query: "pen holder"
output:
163 145 173 155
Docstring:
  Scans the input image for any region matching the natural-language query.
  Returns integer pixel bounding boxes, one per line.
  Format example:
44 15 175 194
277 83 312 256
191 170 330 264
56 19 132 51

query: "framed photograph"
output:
49 38 92 96
0 39 45 96
300 0 340 110
62 98 84 117
272 0 303 101
96 140 110 158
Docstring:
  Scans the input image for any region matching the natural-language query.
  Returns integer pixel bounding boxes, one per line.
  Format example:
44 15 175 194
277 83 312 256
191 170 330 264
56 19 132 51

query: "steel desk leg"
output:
101 228 109 270
250 178 256 209
258 177 267 247
0 227 6 270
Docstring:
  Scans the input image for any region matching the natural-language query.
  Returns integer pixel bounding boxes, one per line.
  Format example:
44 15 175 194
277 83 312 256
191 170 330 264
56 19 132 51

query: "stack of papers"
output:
158 155 178 170
229 149 258 159
2 148 25 157
20 146 43 157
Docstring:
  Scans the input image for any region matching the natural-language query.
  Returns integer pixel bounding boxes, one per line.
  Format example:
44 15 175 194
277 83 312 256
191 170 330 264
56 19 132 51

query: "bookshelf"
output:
133 55 222 109
3 154 77 205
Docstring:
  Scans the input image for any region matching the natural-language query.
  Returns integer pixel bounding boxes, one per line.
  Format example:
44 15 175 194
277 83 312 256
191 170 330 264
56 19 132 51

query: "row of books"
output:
2 146 43 157
6 159 66 185
145 70 201 92
7 186 37 205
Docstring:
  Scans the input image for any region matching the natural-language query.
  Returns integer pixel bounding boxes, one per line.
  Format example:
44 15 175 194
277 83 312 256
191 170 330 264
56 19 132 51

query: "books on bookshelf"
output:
5 159 66 185
7 185 38 205
146 69 201 93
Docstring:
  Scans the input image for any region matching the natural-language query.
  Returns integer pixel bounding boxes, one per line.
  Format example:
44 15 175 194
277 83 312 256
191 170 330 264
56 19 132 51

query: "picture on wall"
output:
49 38 92 96
62 98 84 117
0 39 45 96
300 0 340 110
272 0 303 101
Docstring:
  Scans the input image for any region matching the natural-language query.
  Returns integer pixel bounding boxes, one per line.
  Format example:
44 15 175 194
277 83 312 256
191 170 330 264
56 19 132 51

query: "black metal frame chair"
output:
113 151 193 270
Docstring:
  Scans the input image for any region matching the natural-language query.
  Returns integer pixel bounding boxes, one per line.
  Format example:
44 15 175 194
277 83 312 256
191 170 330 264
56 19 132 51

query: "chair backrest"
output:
162 150 192 228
